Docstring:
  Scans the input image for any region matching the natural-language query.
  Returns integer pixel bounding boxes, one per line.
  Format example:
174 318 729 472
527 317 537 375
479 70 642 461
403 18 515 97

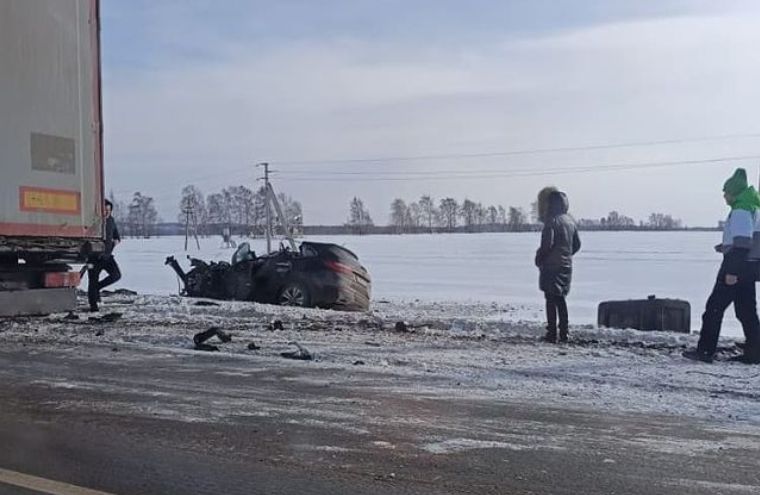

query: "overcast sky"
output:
102 0 760 226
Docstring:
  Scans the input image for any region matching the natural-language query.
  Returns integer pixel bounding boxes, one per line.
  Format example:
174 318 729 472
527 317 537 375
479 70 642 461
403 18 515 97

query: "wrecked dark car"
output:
166 242 371 311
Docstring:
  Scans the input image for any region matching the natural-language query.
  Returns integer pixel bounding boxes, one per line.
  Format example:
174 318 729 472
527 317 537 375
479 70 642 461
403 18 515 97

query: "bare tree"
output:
407 202 422 230
487 205 498 225
347 197 373 234
390 198 408 233
648 213 682 230
497 205 507 225
475 202 487 227
127 192 158 238
460 199 477 231
508 207 527 230
439 198 459 231
419 195 437 232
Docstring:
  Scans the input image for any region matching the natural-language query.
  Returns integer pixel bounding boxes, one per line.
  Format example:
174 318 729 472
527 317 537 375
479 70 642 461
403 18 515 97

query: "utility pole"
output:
182 203 201 251
257 162 271 253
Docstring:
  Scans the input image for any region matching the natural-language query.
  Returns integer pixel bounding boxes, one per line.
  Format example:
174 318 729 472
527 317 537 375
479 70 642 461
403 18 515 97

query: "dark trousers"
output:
545 293 568 337
88 256 121 308
697 273 760 357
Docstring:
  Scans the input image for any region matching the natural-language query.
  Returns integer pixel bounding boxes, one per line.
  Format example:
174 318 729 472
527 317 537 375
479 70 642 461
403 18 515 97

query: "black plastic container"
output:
597 295 690 333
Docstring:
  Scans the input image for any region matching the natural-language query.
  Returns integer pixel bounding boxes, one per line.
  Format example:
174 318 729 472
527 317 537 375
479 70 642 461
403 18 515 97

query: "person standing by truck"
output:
87 199 122 311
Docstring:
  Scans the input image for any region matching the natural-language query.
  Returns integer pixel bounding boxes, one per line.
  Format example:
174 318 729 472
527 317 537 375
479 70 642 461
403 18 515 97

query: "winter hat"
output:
723 168 749 197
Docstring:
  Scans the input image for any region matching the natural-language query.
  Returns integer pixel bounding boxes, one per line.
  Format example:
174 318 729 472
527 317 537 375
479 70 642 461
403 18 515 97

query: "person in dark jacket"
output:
88 199 122 312
683 168 760 364
535 188 581 343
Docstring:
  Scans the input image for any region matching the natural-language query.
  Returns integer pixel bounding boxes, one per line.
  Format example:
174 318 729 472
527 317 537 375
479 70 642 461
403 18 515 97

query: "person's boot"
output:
88 294 99 312
730 343 760 364
542 326 557 344
682 349 713 363
559 327 568 343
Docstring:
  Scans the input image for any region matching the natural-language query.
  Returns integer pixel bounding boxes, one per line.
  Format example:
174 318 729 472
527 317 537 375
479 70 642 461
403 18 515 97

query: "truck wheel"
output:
278 282 311 307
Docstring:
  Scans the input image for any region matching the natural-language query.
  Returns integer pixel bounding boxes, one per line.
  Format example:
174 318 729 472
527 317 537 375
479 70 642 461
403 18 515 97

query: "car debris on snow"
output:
193 327 232 351
88 312 122 324
280 342 313 361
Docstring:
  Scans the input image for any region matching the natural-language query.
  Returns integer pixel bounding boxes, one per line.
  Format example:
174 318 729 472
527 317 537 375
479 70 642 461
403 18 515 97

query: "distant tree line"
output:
388 196 529 233
343 195 529 234
344 197 686 235
577 211 683 230
110 185 304 239
177 184 303 237
110 189 686 239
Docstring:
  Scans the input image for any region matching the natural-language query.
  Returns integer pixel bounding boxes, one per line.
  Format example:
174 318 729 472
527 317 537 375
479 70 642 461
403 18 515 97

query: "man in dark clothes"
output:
88 199 122 312
535 188 581 343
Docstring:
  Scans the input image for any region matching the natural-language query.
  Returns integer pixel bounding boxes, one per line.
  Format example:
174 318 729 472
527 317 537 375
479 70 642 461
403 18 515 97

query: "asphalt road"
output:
0 345 759 494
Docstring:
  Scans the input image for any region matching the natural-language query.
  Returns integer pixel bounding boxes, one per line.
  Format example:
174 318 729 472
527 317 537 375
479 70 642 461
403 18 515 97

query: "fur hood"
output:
537 187 569 222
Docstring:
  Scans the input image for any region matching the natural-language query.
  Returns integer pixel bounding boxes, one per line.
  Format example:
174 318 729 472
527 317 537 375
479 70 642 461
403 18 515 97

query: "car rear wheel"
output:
278 282 311 307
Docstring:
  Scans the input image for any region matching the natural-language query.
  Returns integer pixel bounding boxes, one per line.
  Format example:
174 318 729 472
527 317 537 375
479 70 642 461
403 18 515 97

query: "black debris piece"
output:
195 343 220 352
280 342 313 361
193 300 220 307
116 288 138 295
193 327 231 347
247 342 261 350
395 321 410 333
269 319 285 331
95 329 104 337
364 341 381 347
88 312 122 324
194 328 216 346
101 289 138 297
353 360 365 366
101 312 122 322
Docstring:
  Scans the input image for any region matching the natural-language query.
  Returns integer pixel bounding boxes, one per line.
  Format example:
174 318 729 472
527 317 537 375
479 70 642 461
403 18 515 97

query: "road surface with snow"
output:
1 294 759 493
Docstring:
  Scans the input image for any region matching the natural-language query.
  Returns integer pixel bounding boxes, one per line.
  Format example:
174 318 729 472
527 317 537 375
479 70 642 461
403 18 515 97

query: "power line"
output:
275 154 760 182
108 131 760 198
272 132 760 167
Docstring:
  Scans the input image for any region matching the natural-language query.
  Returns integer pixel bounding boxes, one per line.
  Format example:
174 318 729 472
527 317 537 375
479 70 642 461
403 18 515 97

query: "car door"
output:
251 250 295 303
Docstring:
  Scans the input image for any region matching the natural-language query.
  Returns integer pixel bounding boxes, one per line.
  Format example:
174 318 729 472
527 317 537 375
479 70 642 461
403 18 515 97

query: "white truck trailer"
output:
0 0 105 316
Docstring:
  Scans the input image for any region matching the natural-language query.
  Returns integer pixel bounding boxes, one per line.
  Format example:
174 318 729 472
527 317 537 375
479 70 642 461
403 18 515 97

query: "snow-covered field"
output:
112 231 736 336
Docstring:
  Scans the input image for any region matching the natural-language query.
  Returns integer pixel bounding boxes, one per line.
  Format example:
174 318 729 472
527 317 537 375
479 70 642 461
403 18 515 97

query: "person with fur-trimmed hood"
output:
683 168 760 364
535 187 581 343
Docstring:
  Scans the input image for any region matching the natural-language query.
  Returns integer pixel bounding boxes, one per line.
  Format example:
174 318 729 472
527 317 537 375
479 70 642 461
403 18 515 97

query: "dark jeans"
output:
88 256 121 308
697 272 760 357
545 293 568 336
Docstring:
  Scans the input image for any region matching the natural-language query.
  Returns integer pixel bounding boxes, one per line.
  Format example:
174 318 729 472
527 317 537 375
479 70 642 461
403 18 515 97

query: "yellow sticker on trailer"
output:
19 186 81 214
